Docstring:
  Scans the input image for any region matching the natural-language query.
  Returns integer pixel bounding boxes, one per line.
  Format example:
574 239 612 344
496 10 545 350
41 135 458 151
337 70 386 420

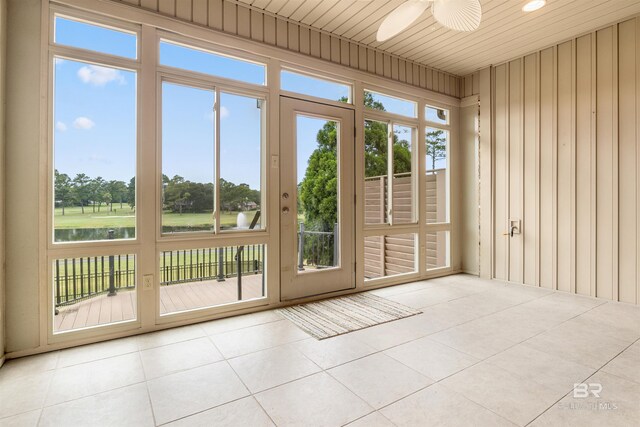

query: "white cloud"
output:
77 65 125 86
73 117 95 130
204 106 229 122
55 121 68 132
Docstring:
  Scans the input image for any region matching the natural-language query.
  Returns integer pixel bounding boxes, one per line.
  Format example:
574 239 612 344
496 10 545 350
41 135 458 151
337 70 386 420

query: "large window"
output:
46 7 456 338
425 106 451 271
160 40 266 85
50 13 140 334
363 90 419 281
161 82 216 234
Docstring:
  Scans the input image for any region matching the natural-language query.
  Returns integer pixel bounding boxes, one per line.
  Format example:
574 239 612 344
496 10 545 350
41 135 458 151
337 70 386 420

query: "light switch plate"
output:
143 274 153 290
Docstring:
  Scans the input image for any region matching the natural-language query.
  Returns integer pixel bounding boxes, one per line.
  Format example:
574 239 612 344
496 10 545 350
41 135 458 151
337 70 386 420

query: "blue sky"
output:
53 16 446 191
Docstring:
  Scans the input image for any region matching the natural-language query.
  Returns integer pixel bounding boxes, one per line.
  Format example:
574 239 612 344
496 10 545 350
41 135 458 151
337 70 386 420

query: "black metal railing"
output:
297 222 338 270
54 213 265 309
54 254 136 307
159 245 265 285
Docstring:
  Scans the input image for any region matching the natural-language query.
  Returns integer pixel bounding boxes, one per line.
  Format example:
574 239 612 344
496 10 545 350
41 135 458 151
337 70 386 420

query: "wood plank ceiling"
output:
235 0 640 75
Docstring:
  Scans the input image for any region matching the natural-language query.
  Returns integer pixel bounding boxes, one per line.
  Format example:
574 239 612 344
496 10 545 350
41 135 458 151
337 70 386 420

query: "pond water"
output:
54 227 136 242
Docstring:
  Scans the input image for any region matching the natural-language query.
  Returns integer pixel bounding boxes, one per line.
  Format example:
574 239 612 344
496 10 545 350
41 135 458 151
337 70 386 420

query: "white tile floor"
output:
1 274 639 426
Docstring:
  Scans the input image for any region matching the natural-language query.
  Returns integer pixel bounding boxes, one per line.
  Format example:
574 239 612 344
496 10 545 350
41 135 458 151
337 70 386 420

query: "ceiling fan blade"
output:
376 1 430 42
432 0 482 32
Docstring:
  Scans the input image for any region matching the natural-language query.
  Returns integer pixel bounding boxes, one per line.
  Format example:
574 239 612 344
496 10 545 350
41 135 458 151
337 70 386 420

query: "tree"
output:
90 177 106 212
54 170 73 215
425 129 447 171
127 177 136 210
72 173 91 214
106 180 128 210
299 93 412 230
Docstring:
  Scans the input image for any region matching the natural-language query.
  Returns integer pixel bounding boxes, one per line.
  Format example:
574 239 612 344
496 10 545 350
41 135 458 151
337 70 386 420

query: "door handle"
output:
503 225 518 237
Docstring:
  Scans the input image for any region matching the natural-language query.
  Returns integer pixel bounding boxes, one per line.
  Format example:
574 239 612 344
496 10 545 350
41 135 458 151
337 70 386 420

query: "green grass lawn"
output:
54 206 259 229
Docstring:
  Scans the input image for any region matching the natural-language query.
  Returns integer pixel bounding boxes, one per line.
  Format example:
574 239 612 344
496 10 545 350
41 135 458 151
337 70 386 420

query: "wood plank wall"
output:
0 0 6 363
111 0 460 97
468 17 640 304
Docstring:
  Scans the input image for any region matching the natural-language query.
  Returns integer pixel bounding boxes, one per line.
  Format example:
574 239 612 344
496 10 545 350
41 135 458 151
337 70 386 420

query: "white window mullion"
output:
214 89 221 234
387 121 394 226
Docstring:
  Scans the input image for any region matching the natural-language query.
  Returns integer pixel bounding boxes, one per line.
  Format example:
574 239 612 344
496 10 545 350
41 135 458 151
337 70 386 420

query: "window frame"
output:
280 65 354 105
41 3 459 345
155 73 269 243
424 113 452 272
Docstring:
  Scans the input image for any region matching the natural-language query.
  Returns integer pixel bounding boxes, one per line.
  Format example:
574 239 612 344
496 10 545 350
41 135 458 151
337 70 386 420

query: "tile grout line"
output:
524 337 640 426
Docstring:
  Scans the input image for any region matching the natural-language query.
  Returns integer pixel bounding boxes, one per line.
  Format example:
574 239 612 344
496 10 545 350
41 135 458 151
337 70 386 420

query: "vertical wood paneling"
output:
111 0 461 97
192 0 208 26
618 19 637 304
250 9 263 41
366 48 375 74
576 34 593 296
208 0 222 30
320 33 331 61
508 59 523 283
557 41 572 292
330 36 341 63
358 45 367 71
485 20 640 304
263 15 276 45
276 19 288 48
175 0 191 21
383 55 391 78
539 47 554 289
596 27 615 300
299 26 310 54
479 67 493 279
350 43 359 70
398 60 407 83
375 51 383 76
237 6 251 38
288 23 299 51
309 30 320 57
222 1 236 34
494 64 508 281
158 0 175 15
140 0 158 11
340 39 349 66
637 17 640 305
523 54 537 286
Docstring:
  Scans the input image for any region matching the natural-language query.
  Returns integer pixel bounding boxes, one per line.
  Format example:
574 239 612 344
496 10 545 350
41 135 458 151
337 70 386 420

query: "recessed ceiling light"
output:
523 0 546 12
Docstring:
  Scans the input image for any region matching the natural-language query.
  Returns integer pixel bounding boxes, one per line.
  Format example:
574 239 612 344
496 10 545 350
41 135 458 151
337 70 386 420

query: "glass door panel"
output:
280 97 354 300
296 115 340 271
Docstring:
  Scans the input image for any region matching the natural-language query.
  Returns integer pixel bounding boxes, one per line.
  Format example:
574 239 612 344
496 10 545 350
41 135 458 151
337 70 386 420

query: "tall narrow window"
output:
219 92 265 231
392 125 415 224
161 82 216 234
425 127 448 224
364 119 389 225
53 58 137 242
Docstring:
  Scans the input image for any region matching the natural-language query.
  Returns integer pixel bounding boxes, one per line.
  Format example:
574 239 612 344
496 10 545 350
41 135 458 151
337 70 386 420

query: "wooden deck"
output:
54 274 264 333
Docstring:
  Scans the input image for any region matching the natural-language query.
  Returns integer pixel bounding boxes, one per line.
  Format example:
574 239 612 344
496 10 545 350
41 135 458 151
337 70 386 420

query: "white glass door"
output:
280 97 355 300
